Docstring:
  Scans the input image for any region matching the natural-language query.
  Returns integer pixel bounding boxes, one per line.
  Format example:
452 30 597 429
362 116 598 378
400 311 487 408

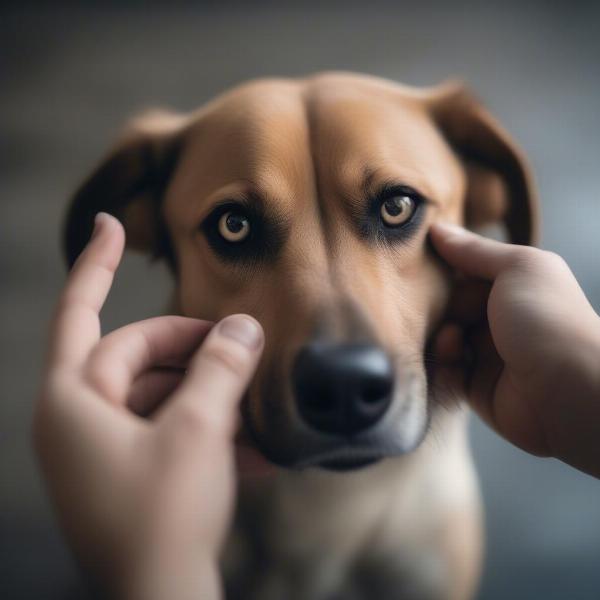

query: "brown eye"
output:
218 211 250 242
380 195 415 227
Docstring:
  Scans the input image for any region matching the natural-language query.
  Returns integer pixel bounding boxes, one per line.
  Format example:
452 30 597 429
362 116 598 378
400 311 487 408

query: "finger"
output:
85 316 213 406
464 326 548 455
127 367 186 416
465 325 504 428
158 314 264 443
49 213 125 369
429 222 524 280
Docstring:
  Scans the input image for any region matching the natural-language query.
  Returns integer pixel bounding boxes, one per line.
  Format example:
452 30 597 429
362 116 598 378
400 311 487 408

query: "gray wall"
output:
2 2 599 598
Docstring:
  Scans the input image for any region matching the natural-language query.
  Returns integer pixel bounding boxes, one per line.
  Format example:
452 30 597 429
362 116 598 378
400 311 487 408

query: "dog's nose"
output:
292 343 394 435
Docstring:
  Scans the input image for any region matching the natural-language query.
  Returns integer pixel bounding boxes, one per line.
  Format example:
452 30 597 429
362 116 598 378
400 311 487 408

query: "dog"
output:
63 72 537 599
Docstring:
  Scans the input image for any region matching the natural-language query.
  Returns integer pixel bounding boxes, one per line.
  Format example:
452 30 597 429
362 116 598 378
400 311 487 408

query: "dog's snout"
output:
292 343 394 435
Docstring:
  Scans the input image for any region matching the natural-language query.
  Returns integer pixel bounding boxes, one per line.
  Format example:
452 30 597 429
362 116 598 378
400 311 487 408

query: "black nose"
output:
292 343 394 435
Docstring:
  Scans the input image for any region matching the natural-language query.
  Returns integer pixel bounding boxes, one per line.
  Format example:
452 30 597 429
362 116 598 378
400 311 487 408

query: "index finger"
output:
48 213 125 370
429 222 523 280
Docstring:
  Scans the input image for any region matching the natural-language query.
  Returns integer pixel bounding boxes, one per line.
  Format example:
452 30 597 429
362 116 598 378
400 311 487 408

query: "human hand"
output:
430 223 600 478
33 213 264 600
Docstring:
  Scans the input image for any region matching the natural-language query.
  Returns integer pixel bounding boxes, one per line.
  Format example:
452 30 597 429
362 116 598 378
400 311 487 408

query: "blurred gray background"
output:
2 2 599 598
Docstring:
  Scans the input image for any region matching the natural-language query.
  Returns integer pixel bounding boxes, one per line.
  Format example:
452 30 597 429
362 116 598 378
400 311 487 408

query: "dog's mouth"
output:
316 456 380 471
239 413 391 473
237 407 385 473
236 436 381 475
286 442 389 471
240 369 429 474
239 438 383 473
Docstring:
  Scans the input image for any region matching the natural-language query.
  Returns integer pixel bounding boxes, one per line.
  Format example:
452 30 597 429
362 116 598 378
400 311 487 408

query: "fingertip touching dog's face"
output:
64 73 537 471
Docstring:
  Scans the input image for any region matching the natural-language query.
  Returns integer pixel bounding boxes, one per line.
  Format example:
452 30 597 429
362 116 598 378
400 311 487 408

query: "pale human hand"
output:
430 222 600 479
33 212 264 600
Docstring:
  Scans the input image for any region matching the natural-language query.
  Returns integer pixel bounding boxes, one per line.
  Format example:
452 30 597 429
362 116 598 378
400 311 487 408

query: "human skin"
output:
430 222 600 479
34 215 600 600
33 212 264 600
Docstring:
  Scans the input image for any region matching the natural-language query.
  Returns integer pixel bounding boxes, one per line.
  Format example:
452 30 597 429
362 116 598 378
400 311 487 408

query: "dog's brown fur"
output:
64 72 537 599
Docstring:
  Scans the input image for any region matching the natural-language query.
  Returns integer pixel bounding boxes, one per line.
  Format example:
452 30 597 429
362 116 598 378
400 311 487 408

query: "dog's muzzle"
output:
245 340 429 472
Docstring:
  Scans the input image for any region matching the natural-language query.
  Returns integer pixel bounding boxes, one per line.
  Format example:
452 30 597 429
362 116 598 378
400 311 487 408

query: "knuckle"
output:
540 250 568 270
510 246 544 269
514 247 567 273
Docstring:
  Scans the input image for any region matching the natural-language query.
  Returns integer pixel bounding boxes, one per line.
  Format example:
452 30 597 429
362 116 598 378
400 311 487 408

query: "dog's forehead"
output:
171 74 462 217
201 74 431 138
176 79 311 210
302 77 461 202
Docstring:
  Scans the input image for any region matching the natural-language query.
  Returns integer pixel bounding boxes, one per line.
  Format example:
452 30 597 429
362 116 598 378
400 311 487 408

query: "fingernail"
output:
218 315 263 350
91 212 108 240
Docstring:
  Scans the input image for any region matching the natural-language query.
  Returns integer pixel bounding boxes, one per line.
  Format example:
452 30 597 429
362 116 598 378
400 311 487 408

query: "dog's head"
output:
64 73 537 471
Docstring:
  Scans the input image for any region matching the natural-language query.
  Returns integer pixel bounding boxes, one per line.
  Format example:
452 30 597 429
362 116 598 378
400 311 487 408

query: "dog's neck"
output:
223 407 481 599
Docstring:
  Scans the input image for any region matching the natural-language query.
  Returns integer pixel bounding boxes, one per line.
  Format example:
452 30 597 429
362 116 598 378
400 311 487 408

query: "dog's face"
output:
64 73 536 470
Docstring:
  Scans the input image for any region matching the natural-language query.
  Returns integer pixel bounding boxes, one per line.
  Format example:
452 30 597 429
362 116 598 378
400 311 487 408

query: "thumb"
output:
158 314 264 443
429 222 524 280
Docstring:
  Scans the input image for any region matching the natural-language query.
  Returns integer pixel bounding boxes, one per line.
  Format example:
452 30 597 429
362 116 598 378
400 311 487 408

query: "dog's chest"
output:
224 515 448 600
222 466 459 600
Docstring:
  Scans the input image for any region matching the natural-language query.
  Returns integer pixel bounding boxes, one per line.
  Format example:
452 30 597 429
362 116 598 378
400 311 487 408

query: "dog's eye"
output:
380 195 416 227
218 210 250 243
200 200 286 264
359 184 426 243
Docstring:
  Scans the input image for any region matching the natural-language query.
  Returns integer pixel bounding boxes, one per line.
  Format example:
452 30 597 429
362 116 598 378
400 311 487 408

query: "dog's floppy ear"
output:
63 109 189 268
427 82 539 245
